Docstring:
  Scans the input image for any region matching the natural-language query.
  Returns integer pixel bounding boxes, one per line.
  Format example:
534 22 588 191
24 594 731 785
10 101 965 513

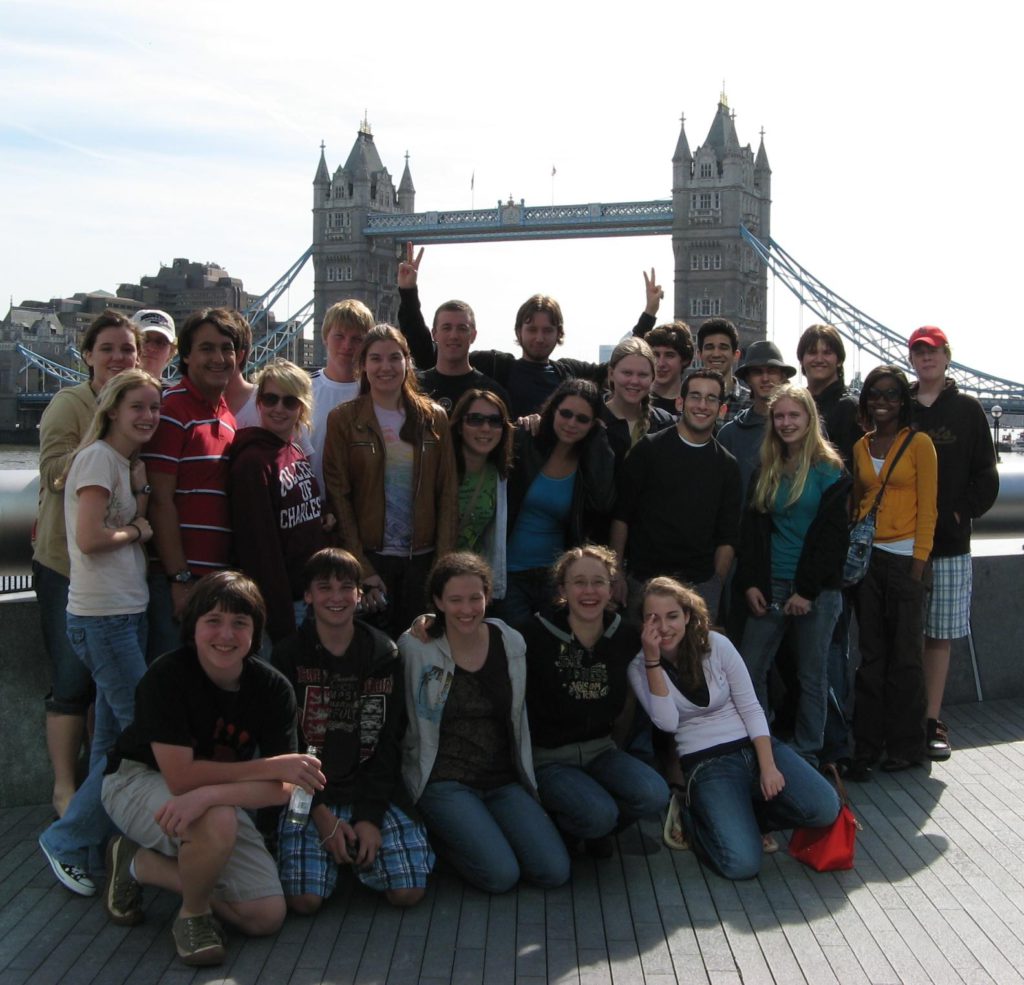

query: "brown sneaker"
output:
173 913 226 966
104 835 143 926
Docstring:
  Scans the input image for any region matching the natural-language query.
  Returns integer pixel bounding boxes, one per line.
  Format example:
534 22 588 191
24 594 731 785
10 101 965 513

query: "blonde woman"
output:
735 384 850 767
229 359 329 644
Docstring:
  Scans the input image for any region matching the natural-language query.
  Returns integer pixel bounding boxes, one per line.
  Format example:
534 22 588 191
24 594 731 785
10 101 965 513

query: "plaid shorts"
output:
277 804 434 898
925 554 973 639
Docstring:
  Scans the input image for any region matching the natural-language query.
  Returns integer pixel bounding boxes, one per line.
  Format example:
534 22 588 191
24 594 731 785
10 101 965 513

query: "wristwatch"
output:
133 483 152 495
168 569 194 585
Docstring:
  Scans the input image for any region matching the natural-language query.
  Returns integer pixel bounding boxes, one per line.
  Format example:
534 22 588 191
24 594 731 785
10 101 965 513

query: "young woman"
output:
449 389 514 601
500 379 616 625
32 310 141 817
322 325 458 639
849 366 937 778
630 578 840 880
400 553 570 893
230 359 329 644
519 546 669 856
736 384 850 767
600 337 675 464
38 369 161 896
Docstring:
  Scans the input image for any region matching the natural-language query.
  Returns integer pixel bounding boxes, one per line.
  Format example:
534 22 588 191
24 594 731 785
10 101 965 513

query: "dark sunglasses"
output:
556 407 593 425
463 412 504 428
258 392 301 410
865 387 901 402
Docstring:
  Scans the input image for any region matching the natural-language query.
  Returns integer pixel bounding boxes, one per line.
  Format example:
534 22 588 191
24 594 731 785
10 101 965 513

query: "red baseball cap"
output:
909 325 948 349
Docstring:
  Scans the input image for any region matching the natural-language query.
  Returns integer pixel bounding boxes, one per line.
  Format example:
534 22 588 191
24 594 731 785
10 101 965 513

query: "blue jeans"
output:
416 780 570 893
40 612 148 869
535 748 669 839
821 594 854 763
740 580 842 765
682 740 840 880
33 562 92 715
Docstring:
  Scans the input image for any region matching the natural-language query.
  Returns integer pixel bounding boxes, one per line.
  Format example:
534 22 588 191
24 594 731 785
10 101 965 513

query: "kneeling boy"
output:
101 571 324 966
272 548 433 911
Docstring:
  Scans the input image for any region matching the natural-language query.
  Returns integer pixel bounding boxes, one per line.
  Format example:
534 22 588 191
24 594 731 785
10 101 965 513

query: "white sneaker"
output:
39 835 96 897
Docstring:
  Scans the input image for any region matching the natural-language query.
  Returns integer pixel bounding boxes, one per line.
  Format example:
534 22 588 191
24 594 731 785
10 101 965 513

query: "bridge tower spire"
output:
671 96 771 351
311 122 406 363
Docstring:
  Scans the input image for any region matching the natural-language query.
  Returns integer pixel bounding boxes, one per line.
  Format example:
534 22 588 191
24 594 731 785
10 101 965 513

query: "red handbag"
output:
788 764 862 872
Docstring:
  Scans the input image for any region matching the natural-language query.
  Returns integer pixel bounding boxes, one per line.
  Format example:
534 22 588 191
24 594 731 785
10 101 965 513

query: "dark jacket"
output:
911 379 999 556
229 427 327 642
736 468 852 601
717 405 768 503
272 620 407 826
507 425 616 552
813 379 862 468
598 402 676 467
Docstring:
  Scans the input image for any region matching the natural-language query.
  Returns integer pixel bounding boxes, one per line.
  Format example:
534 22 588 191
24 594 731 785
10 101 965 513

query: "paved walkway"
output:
2 698 1023 984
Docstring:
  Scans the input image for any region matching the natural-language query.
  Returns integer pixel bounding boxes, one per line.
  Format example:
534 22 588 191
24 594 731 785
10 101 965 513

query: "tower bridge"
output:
13 98 1024 414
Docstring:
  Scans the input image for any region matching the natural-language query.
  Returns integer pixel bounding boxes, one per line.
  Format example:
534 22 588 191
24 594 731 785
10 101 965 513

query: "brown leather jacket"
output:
322 394 458 578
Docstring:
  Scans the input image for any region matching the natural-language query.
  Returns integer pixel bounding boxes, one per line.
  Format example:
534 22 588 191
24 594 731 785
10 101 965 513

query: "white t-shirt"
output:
310 370 360 493
64 440 148 616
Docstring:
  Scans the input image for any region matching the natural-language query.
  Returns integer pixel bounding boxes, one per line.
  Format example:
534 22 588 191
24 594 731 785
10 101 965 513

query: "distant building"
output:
311 116 412 364
672 92 771 350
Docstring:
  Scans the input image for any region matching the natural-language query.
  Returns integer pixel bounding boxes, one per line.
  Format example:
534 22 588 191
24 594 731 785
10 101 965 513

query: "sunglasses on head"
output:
258 392 301 410
556 407 593 425
463 412 504 428
866 387 901 402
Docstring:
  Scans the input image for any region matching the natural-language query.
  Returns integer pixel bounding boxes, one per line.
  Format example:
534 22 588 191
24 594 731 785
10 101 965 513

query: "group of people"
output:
29 249 998 967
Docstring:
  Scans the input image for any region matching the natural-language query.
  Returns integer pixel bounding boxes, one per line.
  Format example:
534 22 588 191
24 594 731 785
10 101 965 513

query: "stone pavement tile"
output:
320 928 367 984
544 882 575 941
722 908 788 985
818 944 872 985
632 920 674 979
515 912 547 980
940 908 1024 985
386 932 427 985
657 904 710 985
688 915 738 975
449 944 484 985
889 899 991 984
545 936 580 985
604 936 644 985
419 872 461 980
777 909 841 984
570 860 607 952
354 901 403 984
576 946 612 985
455 887 489 948
482 892 516 985
822 894 899 984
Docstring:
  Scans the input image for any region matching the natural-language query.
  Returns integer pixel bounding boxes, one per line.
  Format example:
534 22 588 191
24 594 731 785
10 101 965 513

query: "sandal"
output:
927 719 952 761
761 833 779 854
663 790 689 851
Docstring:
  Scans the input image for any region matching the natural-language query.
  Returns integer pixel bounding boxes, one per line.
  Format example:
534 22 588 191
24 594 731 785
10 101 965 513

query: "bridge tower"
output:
311 116 411 363
672 92 771 350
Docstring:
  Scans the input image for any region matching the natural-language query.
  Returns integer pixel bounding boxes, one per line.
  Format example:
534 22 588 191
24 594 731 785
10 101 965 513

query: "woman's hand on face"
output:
782 593 811 617
759 764 785 801
745 587 769 617
641 613 663 664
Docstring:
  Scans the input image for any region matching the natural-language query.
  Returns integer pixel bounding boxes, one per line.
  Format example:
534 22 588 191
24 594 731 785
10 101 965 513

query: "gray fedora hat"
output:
736 340 796 382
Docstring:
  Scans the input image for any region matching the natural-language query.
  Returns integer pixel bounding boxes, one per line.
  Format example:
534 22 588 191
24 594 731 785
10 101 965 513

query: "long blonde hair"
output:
59 369 162 487
751 383 842 513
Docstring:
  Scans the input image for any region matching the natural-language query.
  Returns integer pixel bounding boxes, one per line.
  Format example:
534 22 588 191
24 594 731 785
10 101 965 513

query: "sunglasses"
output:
258 392 301 410
866 387 901 402
556 407 594 425
463 412 504 429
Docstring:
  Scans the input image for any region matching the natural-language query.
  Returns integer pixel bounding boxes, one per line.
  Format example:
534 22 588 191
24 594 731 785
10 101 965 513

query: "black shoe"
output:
846 759 873 782
881 757 920 773
927 719 952 761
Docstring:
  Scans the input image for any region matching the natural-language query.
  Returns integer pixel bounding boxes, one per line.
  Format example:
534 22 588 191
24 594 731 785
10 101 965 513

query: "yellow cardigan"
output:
852 428 937 562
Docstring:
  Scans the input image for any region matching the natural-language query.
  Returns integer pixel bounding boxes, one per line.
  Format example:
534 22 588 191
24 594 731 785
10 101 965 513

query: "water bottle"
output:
285 744 318 826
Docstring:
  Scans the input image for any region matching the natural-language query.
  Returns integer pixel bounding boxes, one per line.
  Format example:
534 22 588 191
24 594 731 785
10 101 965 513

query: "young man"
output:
696 318 749 425
610 370 742 622
309 299 374 490
132 309 177 380
643 321 694 416
718 340 795 500
222 311 258 426
796 324 862 467
271 548 433 912
100 571 321 967
144 308 242 660
396 244 654 418
909 325 999 760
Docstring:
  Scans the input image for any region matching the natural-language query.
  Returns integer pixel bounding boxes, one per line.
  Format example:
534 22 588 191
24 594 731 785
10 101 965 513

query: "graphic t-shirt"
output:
374 404 415 555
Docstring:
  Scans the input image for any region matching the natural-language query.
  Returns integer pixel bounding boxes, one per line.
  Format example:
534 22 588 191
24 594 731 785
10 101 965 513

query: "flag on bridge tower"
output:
470 172 475 191
551 165 557 177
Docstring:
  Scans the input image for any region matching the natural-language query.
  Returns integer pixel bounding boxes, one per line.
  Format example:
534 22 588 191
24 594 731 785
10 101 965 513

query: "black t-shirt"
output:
107 646 297 774
505 360 561 418
416 368 512 417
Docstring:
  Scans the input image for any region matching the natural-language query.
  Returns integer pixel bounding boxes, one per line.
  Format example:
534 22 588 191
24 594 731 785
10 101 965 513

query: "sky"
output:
2 0 1023 393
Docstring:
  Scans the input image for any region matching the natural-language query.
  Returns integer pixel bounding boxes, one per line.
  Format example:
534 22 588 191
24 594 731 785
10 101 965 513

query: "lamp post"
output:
991 404 1003 464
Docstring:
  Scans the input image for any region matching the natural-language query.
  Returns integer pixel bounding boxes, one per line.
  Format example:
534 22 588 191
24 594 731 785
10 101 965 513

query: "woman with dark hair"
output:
849 366 937 779
399 552 570 893
629 577 839 880
32 310 141 817
322 325 458 638
449 389 513 600
499 378 616 624
519 546 668 857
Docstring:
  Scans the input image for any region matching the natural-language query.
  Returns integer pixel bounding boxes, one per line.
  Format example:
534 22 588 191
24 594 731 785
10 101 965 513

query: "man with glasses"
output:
144 308 243 660
610 371 742 621
132 309 177 381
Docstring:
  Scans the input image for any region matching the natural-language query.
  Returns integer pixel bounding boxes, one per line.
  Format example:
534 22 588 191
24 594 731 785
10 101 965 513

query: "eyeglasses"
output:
557 407 594 425
685 391 722 406
463 412 504 429
866 387 901 402
258 392 301 410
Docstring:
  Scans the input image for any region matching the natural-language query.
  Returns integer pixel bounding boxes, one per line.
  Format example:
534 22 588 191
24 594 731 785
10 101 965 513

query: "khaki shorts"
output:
101 760 282 903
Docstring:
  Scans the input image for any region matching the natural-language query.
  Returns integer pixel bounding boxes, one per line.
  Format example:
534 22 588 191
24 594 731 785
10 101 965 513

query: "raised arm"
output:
396 242 437 369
